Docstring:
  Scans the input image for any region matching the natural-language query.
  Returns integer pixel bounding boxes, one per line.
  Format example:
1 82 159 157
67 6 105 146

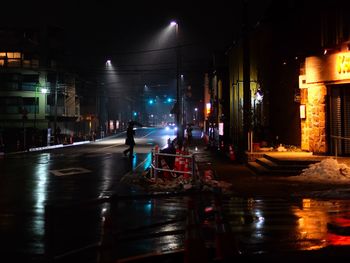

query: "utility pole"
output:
54 71 58 144
34 84 37 129
175 22 183 145
242 0 251 153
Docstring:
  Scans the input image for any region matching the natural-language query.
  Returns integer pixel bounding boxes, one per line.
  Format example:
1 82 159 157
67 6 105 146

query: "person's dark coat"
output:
125 125 135 146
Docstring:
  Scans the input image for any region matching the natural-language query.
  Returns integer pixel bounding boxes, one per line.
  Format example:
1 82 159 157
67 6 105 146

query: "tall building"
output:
0 26 80 152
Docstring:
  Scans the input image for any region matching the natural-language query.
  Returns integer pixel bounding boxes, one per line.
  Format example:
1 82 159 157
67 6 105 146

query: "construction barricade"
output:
150 146 196 183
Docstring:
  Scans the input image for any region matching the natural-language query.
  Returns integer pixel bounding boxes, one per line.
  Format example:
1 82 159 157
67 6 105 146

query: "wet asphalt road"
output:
2 127 350 262
0 127 176 261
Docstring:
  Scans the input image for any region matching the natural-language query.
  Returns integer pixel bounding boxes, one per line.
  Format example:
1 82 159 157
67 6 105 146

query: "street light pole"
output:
34 84 38 129
171 21 183 144
54 72 58 144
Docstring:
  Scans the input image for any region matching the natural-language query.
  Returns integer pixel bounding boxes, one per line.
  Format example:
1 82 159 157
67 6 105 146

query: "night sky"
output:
1 0 272 100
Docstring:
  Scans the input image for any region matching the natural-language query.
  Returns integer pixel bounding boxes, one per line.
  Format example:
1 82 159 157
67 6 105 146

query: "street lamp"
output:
170 20 183 143
194 107 198 125
34 84 47 129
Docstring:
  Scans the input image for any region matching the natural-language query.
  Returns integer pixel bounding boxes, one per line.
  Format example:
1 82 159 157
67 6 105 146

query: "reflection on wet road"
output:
102 195 350 261
223 197 350 254
0 127 176 260
1 127 350 261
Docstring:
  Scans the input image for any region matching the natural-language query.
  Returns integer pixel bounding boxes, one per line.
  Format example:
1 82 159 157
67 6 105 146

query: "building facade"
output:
0 26 80 152
226 0 350 158
299 1 350 156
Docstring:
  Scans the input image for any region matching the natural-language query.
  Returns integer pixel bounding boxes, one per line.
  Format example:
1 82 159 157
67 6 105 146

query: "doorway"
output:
328 84 350 156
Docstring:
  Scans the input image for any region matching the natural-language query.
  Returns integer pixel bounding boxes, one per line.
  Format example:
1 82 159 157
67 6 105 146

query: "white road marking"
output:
50 167 91 176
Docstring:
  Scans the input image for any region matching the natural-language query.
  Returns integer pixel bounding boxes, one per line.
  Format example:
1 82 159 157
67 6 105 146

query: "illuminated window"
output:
0 52 6 58
7 52 21 59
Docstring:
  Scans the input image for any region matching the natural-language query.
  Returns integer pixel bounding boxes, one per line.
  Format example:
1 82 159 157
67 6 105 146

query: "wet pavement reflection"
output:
102 195 350 261
2 129 350 261
109 197 188 260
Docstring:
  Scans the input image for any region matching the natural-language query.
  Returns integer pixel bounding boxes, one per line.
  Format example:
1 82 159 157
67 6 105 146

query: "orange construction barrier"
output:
183 157 190 179
174 149 180 171
203 170 213 181
160 158 174 179
229 145 235 161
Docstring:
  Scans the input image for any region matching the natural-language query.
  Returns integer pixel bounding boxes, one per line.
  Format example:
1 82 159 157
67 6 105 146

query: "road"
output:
2 126 350 262
0 126 176 261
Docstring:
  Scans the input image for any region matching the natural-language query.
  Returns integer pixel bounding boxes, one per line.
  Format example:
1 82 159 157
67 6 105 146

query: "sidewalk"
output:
188 139 349 199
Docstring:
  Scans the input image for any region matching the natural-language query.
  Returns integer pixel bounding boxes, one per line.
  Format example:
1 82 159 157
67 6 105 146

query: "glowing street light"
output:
170 20 183 143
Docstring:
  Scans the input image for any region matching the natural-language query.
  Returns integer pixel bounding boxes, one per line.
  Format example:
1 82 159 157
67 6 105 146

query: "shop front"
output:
300 50 350 156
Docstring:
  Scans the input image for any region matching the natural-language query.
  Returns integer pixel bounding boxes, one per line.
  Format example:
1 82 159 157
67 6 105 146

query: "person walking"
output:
123 122 135 158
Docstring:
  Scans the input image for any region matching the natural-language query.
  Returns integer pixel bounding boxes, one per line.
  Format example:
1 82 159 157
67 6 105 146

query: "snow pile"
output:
297 158 350 182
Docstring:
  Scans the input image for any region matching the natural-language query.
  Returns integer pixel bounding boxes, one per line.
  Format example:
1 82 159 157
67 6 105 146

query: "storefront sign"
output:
337 53 350 74
304 52 350 85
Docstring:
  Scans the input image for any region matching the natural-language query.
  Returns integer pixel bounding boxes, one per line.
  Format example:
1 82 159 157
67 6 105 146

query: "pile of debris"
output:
121 164 233 194
121 139 233 194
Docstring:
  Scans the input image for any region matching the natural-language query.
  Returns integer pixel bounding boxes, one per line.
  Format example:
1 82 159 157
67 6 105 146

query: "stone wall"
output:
300 85 327 153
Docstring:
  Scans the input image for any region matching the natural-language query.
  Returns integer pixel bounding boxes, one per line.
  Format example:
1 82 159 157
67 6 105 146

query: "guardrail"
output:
330 135 350 159
150 148 197 182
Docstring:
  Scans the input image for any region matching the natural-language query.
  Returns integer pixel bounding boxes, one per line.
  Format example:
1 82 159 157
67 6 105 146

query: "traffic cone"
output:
183 157 190 179
174 149 180 171
184 199 208 263
229 145 235 161
213 198 239 261
160 158 174 179
204 170 213 181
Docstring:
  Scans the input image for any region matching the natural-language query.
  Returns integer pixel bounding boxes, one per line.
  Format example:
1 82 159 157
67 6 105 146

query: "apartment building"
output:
0 26 80 152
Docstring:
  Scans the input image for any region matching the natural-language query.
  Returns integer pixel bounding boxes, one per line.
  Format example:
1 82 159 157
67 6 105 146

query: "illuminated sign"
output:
109 120 114 130
219 122 224 135
337 53 350 74
206 103 211 116
300 104 306 119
